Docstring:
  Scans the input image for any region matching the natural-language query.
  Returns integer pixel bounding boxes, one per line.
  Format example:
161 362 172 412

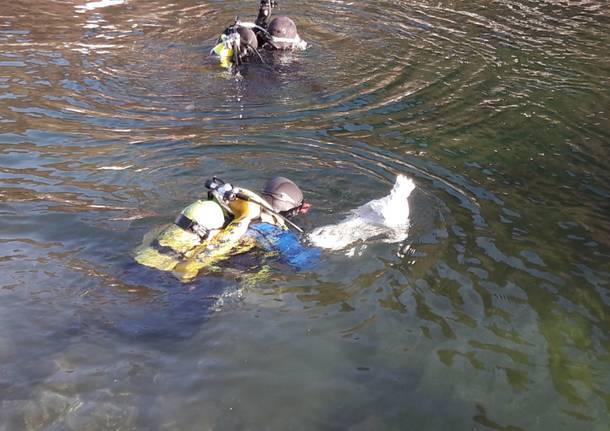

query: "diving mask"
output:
270 34 307 50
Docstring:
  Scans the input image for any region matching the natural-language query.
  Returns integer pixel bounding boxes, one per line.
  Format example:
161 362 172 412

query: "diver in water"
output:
254 0 306 50
263 15 306 51
211 0 307 68
134 176 318 281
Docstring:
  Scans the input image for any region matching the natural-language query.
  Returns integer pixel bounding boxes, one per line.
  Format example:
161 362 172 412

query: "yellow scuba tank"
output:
211 32 239 69
134 200 225 272
212 42 233 68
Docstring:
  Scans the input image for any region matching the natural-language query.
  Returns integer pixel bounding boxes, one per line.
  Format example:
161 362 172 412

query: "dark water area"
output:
1 0 609 429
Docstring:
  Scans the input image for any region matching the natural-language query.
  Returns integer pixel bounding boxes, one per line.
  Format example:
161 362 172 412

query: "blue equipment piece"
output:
247 223 320 270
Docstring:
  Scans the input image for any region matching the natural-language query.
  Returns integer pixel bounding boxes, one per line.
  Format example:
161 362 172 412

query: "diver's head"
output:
175 200 225 239
213 24 258 66
262 176 311 217
267 16 301 50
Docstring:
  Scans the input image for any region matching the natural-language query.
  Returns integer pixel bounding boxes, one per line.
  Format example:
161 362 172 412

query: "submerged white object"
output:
308 175 415 250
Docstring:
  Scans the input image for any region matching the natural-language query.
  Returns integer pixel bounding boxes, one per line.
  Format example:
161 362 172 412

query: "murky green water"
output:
1 0 609 429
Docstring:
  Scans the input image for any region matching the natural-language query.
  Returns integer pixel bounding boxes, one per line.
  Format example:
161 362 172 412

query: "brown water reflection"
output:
1 0 609 430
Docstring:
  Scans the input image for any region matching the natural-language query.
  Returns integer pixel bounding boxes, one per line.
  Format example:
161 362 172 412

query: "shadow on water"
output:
82 262 232 343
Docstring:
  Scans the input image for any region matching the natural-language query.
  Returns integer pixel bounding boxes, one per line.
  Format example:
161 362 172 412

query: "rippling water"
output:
1 0 609 429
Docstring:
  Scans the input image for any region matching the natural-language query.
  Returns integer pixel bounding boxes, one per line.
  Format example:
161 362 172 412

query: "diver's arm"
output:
255 0 275 29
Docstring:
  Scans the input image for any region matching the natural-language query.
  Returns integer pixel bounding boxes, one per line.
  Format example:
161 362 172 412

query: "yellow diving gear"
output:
212 21 265 68
172 186 273 281
134 180 290 282
211 32 242 69
212 39 234 69
133 200 225 272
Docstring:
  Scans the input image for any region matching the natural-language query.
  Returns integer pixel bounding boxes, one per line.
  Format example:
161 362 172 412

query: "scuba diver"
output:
134 176 319 282
211 0 307 68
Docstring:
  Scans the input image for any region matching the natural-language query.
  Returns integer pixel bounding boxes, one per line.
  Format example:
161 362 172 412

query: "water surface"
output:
1 0 609 429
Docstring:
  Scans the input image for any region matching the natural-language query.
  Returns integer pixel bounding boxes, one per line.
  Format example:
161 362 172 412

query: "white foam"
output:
98 165 132 170
308 175 415 251
75 0 125 12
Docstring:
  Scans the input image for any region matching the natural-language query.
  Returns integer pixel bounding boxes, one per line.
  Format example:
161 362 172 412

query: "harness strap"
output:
174 214 210 240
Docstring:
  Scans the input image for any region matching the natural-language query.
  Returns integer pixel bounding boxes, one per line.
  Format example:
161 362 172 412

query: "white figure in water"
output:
308 175 415 251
